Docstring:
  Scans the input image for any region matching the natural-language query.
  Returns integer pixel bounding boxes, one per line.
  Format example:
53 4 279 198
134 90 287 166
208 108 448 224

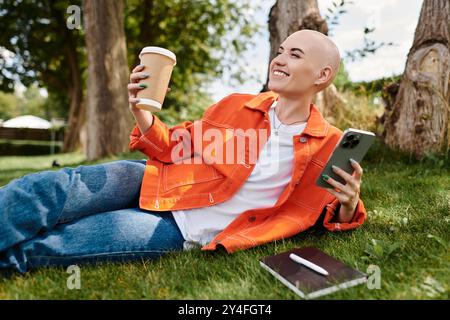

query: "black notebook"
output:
259 247 367 299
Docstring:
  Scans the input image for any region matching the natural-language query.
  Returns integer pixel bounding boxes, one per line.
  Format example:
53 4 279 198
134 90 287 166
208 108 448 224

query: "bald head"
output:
285 30 341 89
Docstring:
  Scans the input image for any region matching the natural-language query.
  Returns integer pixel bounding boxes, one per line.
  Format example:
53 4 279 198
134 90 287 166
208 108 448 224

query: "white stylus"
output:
289 253 329 276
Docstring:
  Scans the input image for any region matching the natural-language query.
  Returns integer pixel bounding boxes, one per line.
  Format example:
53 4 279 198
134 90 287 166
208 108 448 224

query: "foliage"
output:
0 0 260 127
324 0 353 34
324 0 394 62
363 238 401 261
333 60 351 91
345 27 395 62
0 84 66 121
125 0 261 117
156 91 215 126
0 90 19 120
20 84 46 117
327 89 385 134
0 0 85 102
342 75 402 96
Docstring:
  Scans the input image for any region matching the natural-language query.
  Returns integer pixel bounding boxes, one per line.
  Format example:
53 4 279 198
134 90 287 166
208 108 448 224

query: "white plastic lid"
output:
139 46 177 65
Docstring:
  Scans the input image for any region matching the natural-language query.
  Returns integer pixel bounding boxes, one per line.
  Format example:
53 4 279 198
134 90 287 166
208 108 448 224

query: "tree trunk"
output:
83 0 133 160
383 0 450 158
62 48 84 152
262 0 345 121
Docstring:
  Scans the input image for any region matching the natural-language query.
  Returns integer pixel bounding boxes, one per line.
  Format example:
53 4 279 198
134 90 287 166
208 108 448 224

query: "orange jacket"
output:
129 91 367 253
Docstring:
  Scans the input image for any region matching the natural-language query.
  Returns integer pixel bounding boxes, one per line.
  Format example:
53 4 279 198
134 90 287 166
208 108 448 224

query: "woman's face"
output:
268 43 316 96
268 31 337 97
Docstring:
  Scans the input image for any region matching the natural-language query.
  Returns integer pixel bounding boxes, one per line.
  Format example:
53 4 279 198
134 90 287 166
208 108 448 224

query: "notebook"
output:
259 247 367 299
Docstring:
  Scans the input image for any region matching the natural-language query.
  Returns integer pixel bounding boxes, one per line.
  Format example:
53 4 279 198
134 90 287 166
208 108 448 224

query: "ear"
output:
314 66 333 86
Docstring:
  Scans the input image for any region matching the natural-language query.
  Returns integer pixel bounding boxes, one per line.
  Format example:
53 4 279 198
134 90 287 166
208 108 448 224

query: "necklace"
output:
272 109 283 136
271 109 283 136
271 108 307 136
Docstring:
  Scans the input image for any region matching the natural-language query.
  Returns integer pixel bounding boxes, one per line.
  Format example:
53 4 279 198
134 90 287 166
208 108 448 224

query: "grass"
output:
0 140 449 299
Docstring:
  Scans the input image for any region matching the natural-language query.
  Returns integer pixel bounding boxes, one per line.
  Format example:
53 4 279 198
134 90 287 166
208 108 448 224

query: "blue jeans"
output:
0 160 185 273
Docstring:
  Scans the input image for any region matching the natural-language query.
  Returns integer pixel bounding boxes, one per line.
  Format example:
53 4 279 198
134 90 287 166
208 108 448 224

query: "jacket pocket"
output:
290 160 328 211
162 162 224 192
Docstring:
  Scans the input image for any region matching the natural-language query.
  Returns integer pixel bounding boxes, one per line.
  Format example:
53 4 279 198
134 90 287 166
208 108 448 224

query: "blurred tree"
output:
21 84 46 118
124 0 260 116
0 0 259 156
0 0 85 152
0 84 63 120
0 91 19 120
83 0 131 160
333 60 351 91
383 0 449 158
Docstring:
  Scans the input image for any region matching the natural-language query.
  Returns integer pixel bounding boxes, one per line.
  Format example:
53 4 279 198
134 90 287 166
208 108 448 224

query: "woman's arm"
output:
130 108 154 135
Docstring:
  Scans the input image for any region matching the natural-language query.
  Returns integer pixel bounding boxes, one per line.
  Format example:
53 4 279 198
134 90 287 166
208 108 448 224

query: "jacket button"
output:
300 137 307 143
248 216 256 222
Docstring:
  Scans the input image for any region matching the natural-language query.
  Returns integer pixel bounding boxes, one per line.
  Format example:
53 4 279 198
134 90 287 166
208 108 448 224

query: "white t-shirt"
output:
171 100 307 250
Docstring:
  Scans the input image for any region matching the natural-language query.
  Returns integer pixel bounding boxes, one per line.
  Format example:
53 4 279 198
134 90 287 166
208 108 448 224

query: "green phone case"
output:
316 128 376 189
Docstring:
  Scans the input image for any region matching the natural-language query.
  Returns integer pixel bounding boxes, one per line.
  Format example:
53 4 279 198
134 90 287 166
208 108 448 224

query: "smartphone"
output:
316 128 376 188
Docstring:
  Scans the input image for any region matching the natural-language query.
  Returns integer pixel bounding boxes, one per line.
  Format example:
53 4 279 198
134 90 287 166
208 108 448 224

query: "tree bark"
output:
62 47 84 152
383 0 450 158
262 0 345 121
83 0 133 160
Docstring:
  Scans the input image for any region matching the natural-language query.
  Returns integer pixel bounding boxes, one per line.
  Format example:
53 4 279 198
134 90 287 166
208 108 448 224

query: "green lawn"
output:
0 140 449 299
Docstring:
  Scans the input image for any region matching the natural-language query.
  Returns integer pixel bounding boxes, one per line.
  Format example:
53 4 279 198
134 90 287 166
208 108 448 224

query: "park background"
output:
0 0 448 299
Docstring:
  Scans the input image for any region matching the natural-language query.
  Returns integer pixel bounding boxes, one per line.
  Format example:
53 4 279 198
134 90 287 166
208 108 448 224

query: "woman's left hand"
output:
321 158 363 218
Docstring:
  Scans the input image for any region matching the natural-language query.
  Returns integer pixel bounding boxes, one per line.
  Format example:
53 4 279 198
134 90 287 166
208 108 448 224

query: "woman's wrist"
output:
131 109 154 135
337 203 357 223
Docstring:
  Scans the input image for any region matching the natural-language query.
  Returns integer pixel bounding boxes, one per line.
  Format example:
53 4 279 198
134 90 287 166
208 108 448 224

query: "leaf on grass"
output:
386 242 401 255
426 234 448 248
364 239 401 260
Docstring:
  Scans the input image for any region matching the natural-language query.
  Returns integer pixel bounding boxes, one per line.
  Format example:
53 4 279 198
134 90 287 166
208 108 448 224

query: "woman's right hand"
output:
128 64 149 113
128 64 171 114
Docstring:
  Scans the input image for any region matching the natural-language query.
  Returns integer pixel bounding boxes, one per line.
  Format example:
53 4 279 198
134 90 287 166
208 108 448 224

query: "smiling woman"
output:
267 30 341 126
0 28 368 273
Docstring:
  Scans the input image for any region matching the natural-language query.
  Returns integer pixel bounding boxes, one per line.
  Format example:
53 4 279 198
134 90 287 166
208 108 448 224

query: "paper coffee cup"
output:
136 46 177 112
